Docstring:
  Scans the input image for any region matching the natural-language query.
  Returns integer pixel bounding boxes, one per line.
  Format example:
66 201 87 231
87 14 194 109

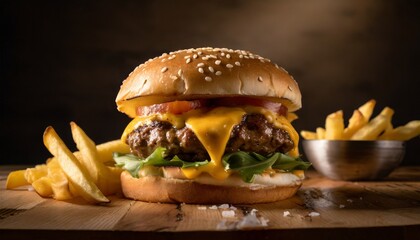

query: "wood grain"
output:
1 166 420 239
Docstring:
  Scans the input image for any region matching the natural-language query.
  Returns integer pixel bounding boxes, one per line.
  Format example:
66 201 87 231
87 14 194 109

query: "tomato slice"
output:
136 97 288 116
211 97 288 116
136 100 208 116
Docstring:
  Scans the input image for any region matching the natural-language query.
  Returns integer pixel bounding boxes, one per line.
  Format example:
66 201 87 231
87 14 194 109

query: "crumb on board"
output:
308 211 320 217
221 210 236 218
218 204 229 209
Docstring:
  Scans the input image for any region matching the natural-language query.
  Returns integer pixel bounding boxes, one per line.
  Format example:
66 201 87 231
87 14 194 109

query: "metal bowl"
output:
302 140 406 181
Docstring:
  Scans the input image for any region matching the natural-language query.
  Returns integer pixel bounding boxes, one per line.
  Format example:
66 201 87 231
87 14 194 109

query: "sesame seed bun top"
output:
116 47 302 118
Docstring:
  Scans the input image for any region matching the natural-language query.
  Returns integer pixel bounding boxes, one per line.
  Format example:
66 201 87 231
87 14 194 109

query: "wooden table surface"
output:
1 165 420 240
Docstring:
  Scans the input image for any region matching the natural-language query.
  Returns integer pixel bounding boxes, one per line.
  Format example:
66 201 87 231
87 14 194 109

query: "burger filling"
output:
127 113 294 162
114 99 311 183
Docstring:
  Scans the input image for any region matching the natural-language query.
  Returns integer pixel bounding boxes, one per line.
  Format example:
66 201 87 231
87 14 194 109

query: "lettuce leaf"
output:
222 151 311 182
221 152 277 182
113 148 310 182
113 147 209 177
113 153 143 178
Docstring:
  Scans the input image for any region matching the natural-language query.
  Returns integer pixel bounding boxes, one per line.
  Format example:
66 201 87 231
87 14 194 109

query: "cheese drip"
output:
182 107 245 180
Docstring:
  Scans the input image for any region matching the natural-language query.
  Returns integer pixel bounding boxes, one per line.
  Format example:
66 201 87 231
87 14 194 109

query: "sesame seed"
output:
288 86 293 91
226 54 231 59
235 61 241 66
280 67 288 73
208 66 214 72
205 76 212 82
161 58 167 62
161 67 168 73
202 57 209 60
198 51 203 55
168 55 176 60
275 64 280 69
198 67 204 73
186 58 192 64
209 54 217 59
193 54 198 59
184 55 191 59
215 60 221 65
249 55 255 59
239 55 243 58
244 56 249 59
221 52 225 56
162 53 168 57
215 71 222 76
197 63 205 67
170 75 178 80
178 69 183 76
257 76 263 82
226 64 233 68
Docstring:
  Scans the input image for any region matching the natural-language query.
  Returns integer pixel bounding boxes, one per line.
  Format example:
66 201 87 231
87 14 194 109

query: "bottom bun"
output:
120 170 303 204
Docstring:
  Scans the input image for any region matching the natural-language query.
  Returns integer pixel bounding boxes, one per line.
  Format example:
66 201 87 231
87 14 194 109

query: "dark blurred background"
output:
1 0 419 166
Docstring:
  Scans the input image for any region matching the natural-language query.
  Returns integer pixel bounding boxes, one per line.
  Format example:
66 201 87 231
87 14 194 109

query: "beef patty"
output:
126 113 294 161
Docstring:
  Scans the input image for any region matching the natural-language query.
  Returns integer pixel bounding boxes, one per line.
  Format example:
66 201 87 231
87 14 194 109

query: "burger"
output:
113 47 310 204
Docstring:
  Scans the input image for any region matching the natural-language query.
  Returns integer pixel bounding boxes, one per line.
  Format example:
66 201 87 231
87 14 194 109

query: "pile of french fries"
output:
6 122 130 203
301 99 420 141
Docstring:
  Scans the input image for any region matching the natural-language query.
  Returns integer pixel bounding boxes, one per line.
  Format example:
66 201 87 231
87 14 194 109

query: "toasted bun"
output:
120 171 302 204
116 47 302 118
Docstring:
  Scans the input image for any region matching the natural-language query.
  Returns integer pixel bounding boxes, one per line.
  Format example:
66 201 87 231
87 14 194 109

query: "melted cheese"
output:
182 107 245 180
121 106 300 180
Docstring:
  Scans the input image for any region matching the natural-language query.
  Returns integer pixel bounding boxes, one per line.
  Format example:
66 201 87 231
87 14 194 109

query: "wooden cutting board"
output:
1 166 420 240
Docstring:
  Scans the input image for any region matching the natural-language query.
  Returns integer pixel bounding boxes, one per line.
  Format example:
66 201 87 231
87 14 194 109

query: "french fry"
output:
300 130 317 140
6 120 127 203
105 166 123 195
47 158 73 200
6 170 29 189
43 126 109 203
70 122 102 184
343 110 367 139
351 107 394 140
46 139 130 167
299 99 419 141
70 122 121 196
379 120 420 141
358 99 376 121
32 176 53 197
325 110 345 140
68 181 79 197
316 127 326 139
383 121 394 136
25 164 48 184
97 140 130 163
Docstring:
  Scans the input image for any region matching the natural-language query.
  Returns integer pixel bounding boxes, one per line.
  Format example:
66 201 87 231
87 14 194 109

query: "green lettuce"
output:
113 147 208 177
222 151 311 182
113 148 310 182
